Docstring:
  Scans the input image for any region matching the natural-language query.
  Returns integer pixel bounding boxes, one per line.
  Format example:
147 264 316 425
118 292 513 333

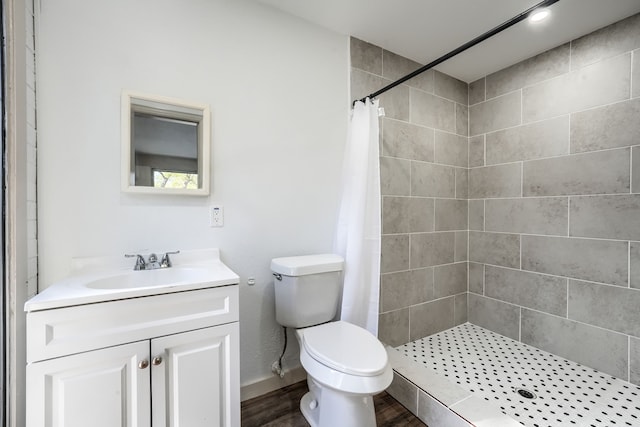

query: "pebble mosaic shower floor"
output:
397 323 640 427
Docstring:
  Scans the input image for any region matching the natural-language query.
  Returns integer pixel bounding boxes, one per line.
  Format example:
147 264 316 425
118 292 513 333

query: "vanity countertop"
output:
25 248 239 312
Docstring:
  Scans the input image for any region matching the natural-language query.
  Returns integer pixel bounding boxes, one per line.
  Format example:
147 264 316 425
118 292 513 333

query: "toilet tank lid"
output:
271 254 344 276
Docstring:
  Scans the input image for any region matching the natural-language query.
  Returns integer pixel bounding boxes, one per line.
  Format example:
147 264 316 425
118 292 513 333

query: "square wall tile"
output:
521 308 628 379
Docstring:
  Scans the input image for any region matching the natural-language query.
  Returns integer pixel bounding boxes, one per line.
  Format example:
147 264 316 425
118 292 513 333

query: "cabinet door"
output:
26 341 151 427
151 323 240 427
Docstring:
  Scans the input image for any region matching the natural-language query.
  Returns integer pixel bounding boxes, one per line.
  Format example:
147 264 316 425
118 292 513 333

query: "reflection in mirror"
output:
121 91 210 195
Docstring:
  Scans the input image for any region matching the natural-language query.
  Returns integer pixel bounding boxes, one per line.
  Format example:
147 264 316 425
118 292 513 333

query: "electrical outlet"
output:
210 205 224 227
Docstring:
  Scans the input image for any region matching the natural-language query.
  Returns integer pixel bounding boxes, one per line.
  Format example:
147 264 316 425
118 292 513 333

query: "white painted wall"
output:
36 0 348 387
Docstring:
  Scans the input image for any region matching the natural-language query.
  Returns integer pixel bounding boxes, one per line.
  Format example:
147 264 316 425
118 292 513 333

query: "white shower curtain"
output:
334 98 381 336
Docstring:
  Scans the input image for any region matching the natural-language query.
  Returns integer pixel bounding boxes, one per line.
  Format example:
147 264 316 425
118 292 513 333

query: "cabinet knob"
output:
138 359 149 369
152 356 163 366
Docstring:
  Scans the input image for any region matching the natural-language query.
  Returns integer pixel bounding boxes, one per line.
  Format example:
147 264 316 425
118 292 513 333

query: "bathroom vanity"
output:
24 249 240 427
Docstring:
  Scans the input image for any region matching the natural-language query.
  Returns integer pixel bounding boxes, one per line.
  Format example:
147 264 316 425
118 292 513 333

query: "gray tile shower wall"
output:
352 13 640 386
350 37 469 348
468 13 640 385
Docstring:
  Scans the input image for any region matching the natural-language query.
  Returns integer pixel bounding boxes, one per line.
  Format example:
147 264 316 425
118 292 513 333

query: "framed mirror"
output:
121 91 210 195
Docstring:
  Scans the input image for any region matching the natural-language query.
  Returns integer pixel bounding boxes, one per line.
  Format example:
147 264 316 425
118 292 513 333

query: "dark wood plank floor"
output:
241 380 426 427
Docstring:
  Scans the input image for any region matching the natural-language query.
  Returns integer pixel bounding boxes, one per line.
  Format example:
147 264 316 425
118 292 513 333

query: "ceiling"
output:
254 0 640 83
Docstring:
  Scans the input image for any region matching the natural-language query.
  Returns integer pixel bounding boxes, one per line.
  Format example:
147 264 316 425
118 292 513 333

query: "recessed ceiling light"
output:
530 8 550 22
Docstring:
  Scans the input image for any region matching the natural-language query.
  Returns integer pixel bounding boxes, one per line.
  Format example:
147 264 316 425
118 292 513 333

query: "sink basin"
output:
85 267 213 290
24 248 240 312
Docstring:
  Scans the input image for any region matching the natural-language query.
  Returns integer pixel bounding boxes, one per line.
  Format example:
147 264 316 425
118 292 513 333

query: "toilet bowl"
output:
296 321 393 427
271 254 393 427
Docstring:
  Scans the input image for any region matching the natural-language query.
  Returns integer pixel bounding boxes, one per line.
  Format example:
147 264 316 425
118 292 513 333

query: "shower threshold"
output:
387 323 640 427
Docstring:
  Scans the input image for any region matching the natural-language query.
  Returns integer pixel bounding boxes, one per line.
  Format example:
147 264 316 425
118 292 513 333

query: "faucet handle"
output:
146 253 161 269
125 254 146 270
161 250 180 268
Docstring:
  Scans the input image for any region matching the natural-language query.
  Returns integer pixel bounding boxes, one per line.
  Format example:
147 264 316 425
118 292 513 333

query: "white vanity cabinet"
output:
26 284 240 427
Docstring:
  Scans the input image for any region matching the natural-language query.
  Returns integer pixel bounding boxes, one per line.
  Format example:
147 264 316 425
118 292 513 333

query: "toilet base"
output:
300 378 377 427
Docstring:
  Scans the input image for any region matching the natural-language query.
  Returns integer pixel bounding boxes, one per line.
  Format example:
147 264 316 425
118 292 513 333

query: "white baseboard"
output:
240 366 307 402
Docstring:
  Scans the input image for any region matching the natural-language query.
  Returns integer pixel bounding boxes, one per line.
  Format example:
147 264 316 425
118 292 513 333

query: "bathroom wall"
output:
468 13 640 385
350 38 469 347
36 0 348 390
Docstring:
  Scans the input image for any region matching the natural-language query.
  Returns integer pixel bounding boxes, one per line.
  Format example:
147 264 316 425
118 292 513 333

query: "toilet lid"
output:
301 321 388 377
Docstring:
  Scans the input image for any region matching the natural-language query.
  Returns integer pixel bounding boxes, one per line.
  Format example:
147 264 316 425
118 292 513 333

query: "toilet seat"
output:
301 321 388 376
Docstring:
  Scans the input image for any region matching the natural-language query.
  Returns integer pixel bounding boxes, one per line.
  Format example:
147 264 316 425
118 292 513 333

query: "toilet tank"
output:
271 254 344 328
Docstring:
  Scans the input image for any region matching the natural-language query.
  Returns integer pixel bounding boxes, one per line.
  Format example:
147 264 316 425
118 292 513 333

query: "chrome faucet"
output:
161 250 180 268
125 253 147 271
147 253 161 270
125 250 180 270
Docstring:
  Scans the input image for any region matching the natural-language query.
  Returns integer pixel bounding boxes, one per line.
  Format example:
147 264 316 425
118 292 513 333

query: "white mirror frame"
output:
121 90 211 196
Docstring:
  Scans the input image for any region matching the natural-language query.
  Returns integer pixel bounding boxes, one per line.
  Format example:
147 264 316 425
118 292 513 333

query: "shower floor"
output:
396 323 640 427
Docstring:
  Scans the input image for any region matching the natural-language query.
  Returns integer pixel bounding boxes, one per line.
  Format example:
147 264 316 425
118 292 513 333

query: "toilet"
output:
271 254 393 427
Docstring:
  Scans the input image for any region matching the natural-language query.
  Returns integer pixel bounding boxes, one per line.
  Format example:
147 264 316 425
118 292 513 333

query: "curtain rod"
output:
353 0 560 106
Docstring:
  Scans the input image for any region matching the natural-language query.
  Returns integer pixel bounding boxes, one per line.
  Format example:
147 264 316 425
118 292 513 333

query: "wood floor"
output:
241 380 426 427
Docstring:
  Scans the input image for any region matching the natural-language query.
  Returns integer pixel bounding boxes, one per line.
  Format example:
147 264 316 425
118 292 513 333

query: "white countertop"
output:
25 248 239 312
